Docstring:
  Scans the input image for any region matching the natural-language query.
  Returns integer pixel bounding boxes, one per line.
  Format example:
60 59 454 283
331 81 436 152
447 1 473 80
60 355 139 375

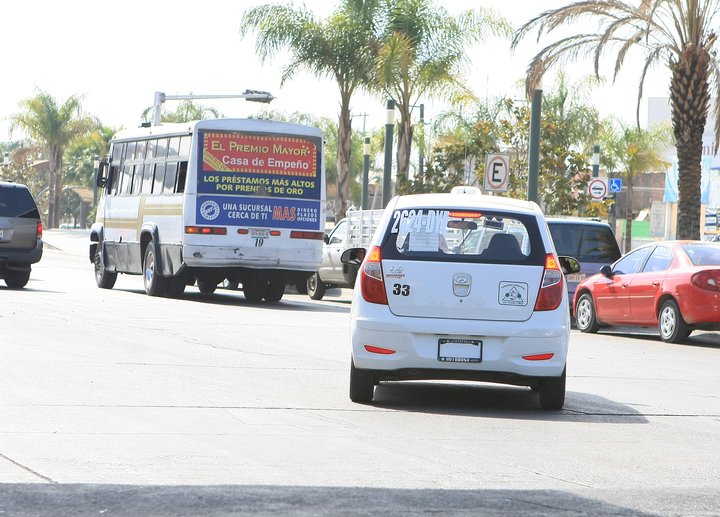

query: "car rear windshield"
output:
0 185 40 218
379 207 546 265
549 223 621 262
681 244 720 266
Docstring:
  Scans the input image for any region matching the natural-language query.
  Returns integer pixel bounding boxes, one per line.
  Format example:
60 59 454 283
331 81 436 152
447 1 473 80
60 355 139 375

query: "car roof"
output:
0 181 30 190
391 193 541 216
545 217 612 228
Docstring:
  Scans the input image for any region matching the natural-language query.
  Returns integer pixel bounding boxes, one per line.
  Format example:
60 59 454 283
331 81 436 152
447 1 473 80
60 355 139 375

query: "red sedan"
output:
573 241 720 342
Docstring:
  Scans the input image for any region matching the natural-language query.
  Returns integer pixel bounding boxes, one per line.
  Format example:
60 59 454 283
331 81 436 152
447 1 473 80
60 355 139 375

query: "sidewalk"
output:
42 229 90 256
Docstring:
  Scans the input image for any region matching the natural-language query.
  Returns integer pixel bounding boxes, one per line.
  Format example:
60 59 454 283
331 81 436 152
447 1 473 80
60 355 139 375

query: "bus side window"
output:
121 165 134 195
132 164 143 195
110 143 126 195
164 162 178 194
168 137 180 158
153 163 166 195
178 136 191 158
142 164 155 195
176 162 188 193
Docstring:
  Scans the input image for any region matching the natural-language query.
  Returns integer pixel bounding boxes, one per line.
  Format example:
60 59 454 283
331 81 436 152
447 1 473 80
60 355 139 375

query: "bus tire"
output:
165 276 186 298
143 240 167 297
307 272 326 300
243 274 267 302
264 281 285 302
197 279 217 294
93 243 117 289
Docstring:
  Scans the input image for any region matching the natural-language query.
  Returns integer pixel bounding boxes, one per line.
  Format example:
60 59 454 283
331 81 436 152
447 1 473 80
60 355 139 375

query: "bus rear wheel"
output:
264 281 285 302
243 274 267 302
143 241 167 297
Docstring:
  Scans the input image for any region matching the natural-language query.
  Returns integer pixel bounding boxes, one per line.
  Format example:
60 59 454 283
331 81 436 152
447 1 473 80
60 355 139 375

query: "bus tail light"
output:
185 226 227 235
290 231 324 240
361 246 388 305
534 254 563 311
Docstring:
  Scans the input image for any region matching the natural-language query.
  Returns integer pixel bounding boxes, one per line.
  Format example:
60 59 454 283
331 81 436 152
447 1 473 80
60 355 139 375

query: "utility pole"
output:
527 85 542 203
362 137 370 210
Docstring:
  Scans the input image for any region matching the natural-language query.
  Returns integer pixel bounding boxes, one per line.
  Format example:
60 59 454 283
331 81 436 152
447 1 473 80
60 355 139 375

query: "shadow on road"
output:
369 382 647 423
593 327 720 350
0 484 666 517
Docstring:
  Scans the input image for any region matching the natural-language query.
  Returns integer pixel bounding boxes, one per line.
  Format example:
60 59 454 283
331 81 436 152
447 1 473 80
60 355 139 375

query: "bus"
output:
90 118 325 302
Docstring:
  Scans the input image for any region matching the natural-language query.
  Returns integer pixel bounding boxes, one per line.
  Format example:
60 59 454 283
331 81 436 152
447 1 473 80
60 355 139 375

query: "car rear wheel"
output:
349 360 375 403
539 367 566 410
93 243 117 289
576 293 600 333
4 269 30 289
307 272 326 300
659 299 690 343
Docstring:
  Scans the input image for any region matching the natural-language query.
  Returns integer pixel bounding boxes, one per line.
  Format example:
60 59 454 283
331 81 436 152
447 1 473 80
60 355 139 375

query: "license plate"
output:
250 229 270 239
438 339 482 363
567 273 586 283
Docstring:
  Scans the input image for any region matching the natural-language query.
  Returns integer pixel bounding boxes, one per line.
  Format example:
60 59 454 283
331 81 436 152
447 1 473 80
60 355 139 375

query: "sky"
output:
0 0 672 143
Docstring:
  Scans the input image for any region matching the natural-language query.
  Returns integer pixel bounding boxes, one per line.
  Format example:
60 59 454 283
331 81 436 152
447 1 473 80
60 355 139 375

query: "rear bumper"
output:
0 243 43 266
350 299 570 381
182 244 321 271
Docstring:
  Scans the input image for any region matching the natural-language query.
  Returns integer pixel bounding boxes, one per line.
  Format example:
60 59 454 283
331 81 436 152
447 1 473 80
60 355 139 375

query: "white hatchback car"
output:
342 193 579 409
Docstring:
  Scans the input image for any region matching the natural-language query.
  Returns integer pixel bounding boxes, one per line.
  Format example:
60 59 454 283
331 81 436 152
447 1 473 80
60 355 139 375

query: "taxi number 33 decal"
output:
392 284 410 296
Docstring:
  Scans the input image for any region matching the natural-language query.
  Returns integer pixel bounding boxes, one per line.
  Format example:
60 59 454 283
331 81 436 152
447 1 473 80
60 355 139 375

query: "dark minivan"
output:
0 181 43 288
547 218 621 303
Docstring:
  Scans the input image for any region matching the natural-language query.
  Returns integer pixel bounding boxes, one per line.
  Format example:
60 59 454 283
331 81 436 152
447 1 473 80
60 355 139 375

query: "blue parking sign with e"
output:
609 178 622 192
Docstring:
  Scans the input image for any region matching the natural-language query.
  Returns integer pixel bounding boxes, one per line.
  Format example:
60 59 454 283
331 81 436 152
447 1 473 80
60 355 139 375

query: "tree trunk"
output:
48 143 63 229
396 113 413 195
669 46 710 240
624 181 634 253
335 92 352 224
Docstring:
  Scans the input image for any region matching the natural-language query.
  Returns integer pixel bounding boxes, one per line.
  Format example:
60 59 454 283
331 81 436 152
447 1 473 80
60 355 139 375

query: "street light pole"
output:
527 84 542 203
382 100 395 208
152 90 275 126
362 137 371 210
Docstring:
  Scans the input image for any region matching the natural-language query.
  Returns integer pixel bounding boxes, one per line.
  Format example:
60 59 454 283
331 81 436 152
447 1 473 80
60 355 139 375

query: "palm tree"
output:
601 119 672 251
370 0 511 193
9 90 98 228
512 0 720 240
241 1 376 222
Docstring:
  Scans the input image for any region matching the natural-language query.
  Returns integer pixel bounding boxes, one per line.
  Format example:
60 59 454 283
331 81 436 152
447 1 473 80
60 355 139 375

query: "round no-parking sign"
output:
588 178 609 202
484 154 511 192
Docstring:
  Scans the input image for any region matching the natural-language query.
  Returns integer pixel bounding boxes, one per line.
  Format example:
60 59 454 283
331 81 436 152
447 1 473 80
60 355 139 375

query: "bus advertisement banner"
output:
198 132 320 200
196 195 322 231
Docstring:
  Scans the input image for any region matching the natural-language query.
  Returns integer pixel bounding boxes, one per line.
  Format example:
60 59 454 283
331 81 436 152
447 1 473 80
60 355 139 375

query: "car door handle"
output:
652 281 660 287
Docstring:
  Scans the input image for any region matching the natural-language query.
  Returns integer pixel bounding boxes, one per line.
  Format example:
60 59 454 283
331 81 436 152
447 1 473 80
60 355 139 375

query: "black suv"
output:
0 181 43 288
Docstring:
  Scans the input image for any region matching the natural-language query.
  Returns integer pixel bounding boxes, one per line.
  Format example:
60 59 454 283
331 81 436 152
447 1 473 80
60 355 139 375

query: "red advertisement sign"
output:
202 133 317 178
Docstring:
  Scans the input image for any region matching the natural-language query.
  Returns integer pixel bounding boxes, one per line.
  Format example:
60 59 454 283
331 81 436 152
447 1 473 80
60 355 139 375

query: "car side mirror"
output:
95 161 110 188
600 265 613 277
323 234 329 244
341 247 366 265
558 256 580 275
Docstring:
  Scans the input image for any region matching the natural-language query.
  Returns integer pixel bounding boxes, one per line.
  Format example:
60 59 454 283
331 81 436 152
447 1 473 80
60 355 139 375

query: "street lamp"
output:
152 90 275 126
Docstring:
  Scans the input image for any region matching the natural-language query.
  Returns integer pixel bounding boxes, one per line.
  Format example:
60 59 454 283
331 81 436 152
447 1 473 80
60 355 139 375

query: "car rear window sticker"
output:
499 282 528 306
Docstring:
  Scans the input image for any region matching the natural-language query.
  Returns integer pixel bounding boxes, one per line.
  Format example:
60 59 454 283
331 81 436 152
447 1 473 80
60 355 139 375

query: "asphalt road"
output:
1 230 719 516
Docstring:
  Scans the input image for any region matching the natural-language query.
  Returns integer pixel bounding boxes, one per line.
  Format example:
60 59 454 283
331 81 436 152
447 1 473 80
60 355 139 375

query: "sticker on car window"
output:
391 209 449 234
498 282 528 306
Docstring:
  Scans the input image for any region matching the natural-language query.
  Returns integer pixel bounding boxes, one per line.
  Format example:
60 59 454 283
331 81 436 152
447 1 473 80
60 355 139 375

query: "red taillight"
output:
290 231 324 240
365 345 396 354
692 270 720 291
534 253 564 311
185 226 226 235
523 353 554 361
37 222 43 239
361 245 388 305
